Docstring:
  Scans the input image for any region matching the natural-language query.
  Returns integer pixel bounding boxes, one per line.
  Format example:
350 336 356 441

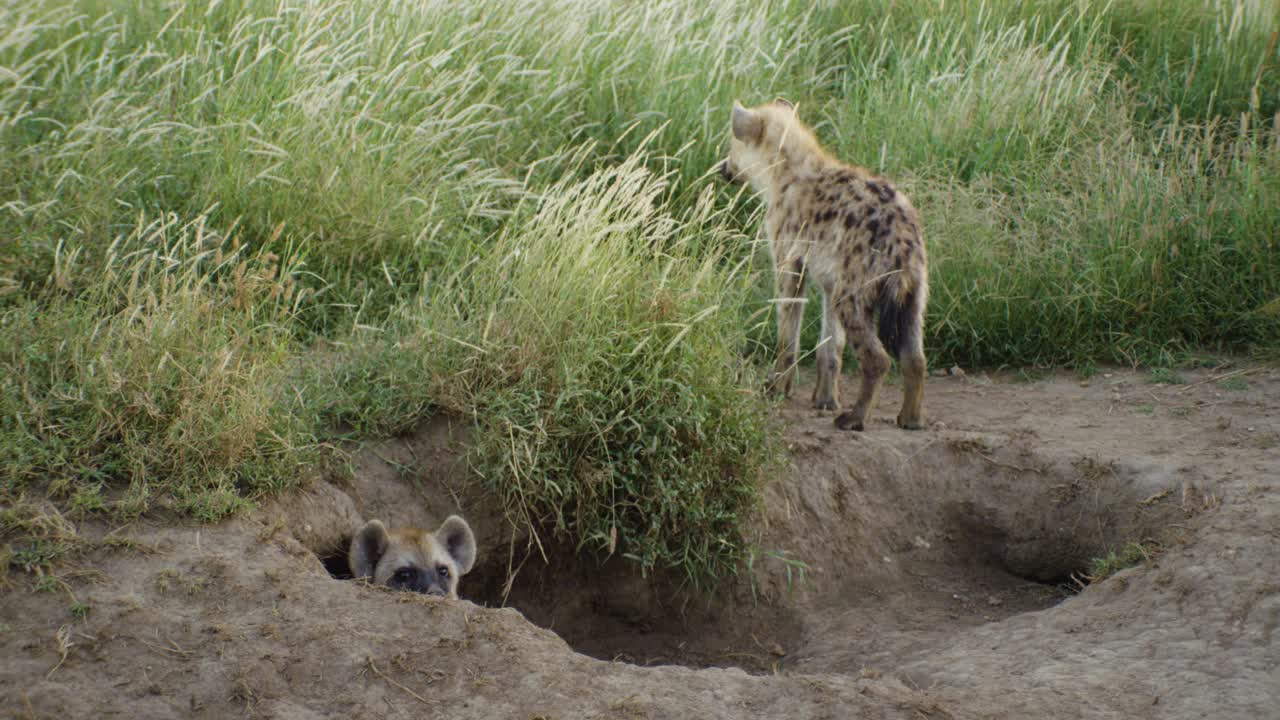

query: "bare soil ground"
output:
3 366 1278 719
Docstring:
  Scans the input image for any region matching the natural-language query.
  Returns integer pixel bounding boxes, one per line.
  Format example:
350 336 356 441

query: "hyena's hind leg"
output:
812 285 845 411
834 299 890 432
896 292 927 430
768 257 807 399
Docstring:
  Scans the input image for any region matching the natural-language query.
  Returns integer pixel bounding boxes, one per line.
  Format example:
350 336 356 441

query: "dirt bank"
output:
3 366 1277 719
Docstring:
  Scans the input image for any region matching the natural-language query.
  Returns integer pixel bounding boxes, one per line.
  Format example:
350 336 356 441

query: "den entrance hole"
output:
318 546 355 581
462 548 803 673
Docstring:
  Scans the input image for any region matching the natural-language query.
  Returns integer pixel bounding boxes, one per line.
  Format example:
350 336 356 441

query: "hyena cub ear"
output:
435 515 476 575
731 101 764 143
349 519 390 579
773 96 794 109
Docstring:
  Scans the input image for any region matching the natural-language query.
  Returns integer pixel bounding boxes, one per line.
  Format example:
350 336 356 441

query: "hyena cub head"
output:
719 98 821 191
348 515 477 598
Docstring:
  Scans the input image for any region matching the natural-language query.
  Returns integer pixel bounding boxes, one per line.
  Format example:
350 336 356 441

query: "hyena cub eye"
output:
348 515 477 599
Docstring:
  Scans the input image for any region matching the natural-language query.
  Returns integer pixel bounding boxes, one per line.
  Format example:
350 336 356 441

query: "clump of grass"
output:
312 154 778 586
1088 541 1160 582
1218 377 1250 391
9 539 76 575
1149 368 1187 385
0 495 81 580
0 214 321 525
1017 368 1048 383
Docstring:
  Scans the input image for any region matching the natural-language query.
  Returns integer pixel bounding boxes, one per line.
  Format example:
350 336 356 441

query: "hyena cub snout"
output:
348 515 477 598
721 98 929 432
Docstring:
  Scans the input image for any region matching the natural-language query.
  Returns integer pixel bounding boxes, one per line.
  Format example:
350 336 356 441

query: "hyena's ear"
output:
731 101 763 144
435 515 476 575
349 520 390 579
773 97 794 110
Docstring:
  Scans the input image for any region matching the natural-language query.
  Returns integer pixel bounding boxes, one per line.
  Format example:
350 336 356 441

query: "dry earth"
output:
2 365 1278 719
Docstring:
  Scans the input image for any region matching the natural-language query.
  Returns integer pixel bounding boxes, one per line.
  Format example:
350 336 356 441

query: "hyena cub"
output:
720 99 928 431
349 515 477 598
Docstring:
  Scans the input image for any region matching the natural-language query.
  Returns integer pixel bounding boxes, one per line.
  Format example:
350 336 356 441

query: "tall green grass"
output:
307 154 775 583
2 0 1277 584
1 214 319 524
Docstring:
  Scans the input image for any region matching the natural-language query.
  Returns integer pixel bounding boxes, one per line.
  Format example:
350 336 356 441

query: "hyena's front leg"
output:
768 257 807 399
812 286 845 411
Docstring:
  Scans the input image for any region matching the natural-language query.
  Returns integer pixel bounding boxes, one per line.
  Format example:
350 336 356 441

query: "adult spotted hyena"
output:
720 99 927 431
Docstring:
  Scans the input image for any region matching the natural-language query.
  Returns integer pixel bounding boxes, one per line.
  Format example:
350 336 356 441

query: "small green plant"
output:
1218 377 1249 392
1185 355 1223 369
1088 541 1158 582
151 568 205 595
69 602 90 620
1017 368 1047 383
100 534 145 552
184 577 206 596
154 569 178 594
10 541 74 574
1149 368 1187 385
1135 404 1156 415
34 575 61 594
1075 361 1098 380
745 548 810 603
69 485 107 515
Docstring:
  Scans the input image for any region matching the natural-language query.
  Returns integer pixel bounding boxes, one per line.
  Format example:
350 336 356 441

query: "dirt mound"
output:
3 367 1278 719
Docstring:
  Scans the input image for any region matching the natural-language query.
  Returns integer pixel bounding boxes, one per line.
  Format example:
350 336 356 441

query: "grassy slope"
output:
2 0 1277 586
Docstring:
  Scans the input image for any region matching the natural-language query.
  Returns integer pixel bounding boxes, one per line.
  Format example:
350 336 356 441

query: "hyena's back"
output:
771 170 928 356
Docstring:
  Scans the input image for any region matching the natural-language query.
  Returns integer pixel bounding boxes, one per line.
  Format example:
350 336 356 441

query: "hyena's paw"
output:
834 411 865 432
813 396 839 412
896 413 926 431
811 376 838 410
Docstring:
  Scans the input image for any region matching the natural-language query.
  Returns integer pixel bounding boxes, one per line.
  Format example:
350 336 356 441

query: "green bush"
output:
1 215 319 521
309 156 777 584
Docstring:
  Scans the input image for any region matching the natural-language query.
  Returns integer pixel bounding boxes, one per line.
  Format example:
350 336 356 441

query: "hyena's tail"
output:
875 282 922 358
